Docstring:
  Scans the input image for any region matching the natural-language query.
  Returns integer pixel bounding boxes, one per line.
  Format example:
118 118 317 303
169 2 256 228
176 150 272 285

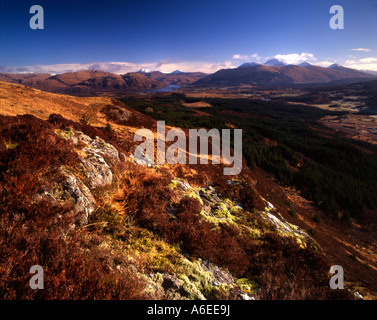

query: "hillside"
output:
194 63 374 87
141 71 208 85
0 82 376 300
0 71 164 96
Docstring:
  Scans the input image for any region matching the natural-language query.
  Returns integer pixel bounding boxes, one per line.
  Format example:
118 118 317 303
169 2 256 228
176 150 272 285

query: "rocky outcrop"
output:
42 128 124 225
33 168 96 226
169 178 316 248
130 152 155 167
55 128 120 189
101 105 132 125
61 170 96 226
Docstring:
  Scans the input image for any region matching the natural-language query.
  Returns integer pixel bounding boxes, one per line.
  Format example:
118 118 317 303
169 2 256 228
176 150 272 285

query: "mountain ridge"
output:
0 70 164 96
0 63 375 94
194 63 374 87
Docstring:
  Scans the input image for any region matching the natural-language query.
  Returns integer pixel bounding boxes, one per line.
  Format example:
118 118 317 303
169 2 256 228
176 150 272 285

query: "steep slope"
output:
0 81 155 131
0 83 375 300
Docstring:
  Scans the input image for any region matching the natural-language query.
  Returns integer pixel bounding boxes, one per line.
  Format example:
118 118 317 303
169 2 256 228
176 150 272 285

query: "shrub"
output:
288 208 298 218
120 167 339 299
79 114 89 125
312 214 322 224
105 123 114 134
307 228 317 236
0 114 147 299
213 178 264 211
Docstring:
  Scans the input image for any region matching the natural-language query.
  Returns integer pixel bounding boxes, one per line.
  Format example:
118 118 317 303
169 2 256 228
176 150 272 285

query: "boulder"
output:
62 171 96 226
55 129 120 188
80 151 114 189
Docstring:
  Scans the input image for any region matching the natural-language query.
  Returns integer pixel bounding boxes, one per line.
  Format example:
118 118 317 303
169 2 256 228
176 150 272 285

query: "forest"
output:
120 94 377 220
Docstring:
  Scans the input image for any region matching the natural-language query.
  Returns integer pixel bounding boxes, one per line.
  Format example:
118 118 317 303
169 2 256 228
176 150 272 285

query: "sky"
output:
0 0 377 74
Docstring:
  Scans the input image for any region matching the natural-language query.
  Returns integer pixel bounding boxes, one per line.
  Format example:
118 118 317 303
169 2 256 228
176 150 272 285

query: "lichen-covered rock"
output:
61 170 96 226
169 178 315 249
130 152 154 167
33 168 96 226
80 151 114 189
89 136 120 162
201 260 234 286
261 211 313 248
55 128 120 188
102 105 132 123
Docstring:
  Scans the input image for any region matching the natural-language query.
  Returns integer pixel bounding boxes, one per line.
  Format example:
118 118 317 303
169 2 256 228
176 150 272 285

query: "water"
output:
145 84 181 93
357 106 377 115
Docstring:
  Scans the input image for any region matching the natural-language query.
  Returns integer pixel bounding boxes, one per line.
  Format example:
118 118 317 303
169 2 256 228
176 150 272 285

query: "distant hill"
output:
2 64 374 93
238 62 260 68
139 70 208 85
0 70 164 96
264 58 286 67
194 63 374 87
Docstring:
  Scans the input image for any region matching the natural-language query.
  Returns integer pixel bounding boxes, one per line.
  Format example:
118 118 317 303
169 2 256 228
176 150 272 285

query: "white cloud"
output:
273 52 317 64
7 52 371 75
0 62 142 75
0 59 238 75
232 53 261 61
313 61 334 67
345 57 377 71
152 59 237 73
351 48 372 53
232 54 249 60
250 53 261 61
359 57 377 64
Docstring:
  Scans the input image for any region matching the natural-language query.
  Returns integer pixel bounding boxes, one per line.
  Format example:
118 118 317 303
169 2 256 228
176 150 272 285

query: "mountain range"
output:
0 60 375 95
137 70 208 85
194 61 374 87
0 70 164 96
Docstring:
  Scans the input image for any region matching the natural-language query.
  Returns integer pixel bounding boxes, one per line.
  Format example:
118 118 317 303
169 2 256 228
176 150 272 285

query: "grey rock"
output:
80 151 114 189
201 260 234 286
62 171 96 226
89 136 120 162
240 293 255 300
162 274 181 291
57 129 120 188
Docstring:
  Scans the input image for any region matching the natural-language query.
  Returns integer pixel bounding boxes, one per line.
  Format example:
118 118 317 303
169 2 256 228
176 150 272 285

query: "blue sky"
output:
0 0 377 73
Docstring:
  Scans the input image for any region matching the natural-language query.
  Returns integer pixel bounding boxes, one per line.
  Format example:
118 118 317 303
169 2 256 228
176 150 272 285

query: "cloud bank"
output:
272 53 317 65
345 57 377 71
232 53 261 61
351 48 372 53
0 60 237 75
1 52 374 75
